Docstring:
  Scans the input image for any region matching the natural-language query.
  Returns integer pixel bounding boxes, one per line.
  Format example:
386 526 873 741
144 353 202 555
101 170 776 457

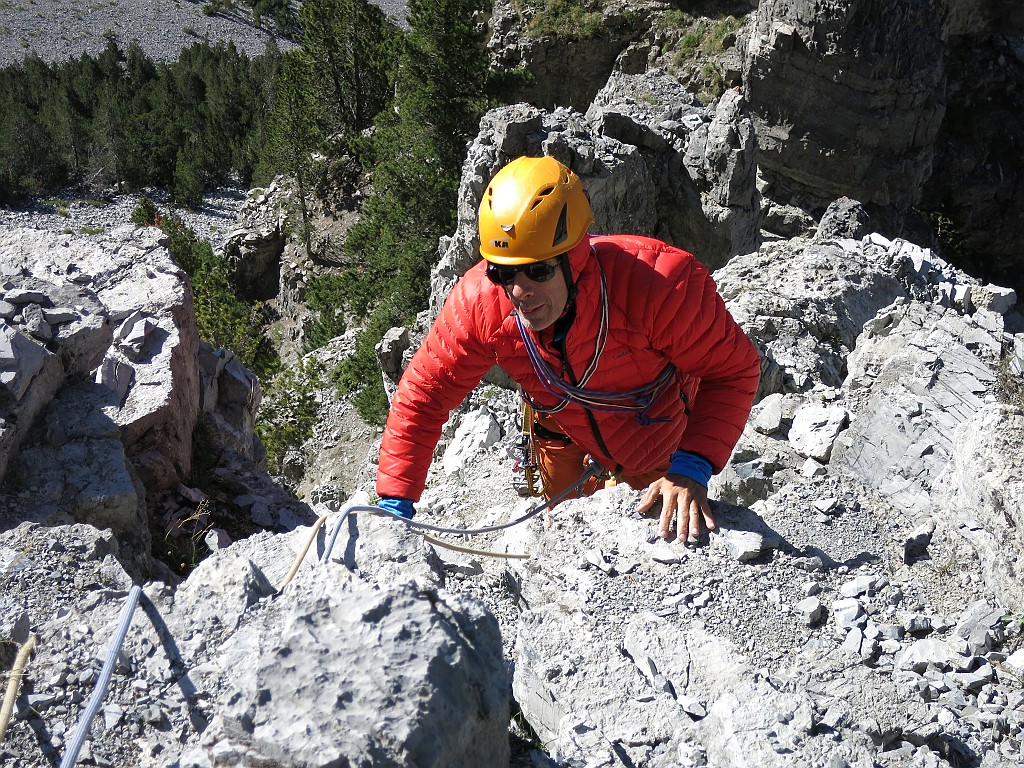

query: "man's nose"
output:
509 271 534 296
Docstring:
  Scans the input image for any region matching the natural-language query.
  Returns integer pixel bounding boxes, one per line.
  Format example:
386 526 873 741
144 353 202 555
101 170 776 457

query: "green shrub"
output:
151 497 214 576
190 411 220 488
525 0 606 40
257 357 326 474
303 273 348 351
132 199 280 378
202 0 234 15
664 12 744 101
331 304 402 424
997 352 1024 409
679 30 701 54
172 150 205 209
131 197 160 227
658 10 692 29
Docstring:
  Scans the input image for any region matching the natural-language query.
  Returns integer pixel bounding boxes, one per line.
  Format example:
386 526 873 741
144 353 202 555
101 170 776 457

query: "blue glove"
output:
667 450 713 488
377 496 416 519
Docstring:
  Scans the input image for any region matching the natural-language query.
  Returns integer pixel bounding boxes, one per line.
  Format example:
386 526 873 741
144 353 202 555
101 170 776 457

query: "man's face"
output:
495 257 569 332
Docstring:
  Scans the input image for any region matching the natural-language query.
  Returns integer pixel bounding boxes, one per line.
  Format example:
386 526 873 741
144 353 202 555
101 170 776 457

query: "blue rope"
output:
60 585 142 768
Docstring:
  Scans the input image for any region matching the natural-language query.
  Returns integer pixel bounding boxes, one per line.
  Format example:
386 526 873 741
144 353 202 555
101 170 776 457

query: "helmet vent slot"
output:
530 185 556 209
552 204 568 246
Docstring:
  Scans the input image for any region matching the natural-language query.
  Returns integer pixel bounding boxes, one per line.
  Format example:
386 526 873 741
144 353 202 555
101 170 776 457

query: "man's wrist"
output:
378 496 416 519
667 450 713 488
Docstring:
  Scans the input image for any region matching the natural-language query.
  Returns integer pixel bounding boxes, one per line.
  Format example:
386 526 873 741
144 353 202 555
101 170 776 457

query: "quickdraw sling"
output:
515 260 677 426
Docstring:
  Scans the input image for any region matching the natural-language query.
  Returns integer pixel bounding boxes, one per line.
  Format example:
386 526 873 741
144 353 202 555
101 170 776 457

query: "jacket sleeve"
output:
376 273 498 501
649 254 761 472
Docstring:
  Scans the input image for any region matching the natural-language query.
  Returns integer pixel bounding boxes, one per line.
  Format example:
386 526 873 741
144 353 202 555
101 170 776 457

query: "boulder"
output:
431 69 761 318
788 404 849 462
712 236 908 394
832 301 1000 519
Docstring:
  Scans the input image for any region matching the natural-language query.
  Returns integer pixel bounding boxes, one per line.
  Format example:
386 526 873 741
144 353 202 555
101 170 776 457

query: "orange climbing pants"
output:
532 414 669 504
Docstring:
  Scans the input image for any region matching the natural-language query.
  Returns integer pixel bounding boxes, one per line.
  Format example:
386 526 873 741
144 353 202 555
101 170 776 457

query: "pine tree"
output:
400 0 490 171
0 38 278 197
338 0 490 422
115 41 158 189
296 0 394 143
346 0 489 313
173 145 205 208
259 51 326 254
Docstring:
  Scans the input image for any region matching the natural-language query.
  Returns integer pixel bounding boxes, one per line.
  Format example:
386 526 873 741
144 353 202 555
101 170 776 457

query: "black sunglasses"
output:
486 258 560 286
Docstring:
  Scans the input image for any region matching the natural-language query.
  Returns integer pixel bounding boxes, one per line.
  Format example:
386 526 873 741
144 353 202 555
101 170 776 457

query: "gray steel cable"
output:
320 461 605 562
59 584 142 768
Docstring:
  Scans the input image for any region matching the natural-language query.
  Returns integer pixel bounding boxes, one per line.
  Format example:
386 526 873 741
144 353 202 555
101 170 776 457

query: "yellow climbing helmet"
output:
478 155 594 265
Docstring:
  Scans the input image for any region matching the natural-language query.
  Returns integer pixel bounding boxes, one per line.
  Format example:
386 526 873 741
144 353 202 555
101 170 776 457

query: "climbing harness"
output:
511 400 547 498
515 262 677 426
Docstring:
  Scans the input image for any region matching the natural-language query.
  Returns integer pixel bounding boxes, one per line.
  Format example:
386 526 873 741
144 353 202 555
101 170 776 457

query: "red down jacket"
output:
376 234 761 501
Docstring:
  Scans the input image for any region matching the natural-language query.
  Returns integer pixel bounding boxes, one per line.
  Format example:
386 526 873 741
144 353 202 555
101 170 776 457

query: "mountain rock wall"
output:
738 0 1024 292
741 0 947 209
0 226 198 492
430 69 761 323
0 226 279 580
491 0 1024 299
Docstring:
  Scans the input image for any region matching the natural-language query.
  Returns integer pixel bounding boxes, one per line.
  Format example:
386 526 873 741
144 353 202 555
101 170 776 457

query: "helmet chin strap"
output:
559 252 578 310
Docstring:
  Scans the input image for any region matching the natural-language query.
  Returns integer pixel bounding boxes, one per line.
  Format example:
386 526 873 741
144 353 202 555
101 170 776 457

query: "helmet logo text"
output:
492 240 510 248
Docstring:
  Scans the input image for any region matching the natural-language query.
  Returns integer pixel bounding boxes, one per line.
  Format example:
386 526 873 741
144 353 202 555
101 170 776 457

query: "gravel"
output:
0 0 408 69
0 187 248 252
0 0 296 67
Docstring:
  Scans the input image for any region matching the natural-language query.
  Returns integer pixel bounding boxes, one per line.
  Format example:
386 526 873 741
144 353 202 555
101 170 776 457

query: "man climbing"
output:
375 155 761 542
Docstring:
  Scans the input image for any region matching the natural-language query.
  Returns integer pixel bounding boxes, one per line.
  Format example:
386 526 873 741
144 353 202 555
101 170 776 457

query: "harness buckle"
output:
512 399 548 498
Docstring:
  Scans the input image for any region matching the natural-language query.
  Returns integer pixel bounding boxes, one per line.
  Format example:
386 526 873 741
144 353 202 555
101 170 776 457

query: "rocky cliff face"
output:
491 0 1024 297
2 3 1024 767
739 0 1024 295
2 208 1022 766
0 226 199 578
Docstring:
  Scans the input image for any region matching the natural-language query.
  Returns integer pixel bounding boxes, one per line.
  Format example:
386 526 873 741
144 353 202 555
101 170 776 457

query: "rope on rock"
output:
318 504 539 563
2 462 598 761
280 460 605 585
420 533 530 560
0 634 37 744
368 459 605 537
59 584 142 768
278 514 328 591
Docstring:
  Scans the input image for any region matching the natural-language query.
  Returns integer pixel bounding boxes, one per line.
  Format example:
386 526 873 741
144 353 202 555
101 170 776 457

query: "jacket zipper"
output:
550 325 622 475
